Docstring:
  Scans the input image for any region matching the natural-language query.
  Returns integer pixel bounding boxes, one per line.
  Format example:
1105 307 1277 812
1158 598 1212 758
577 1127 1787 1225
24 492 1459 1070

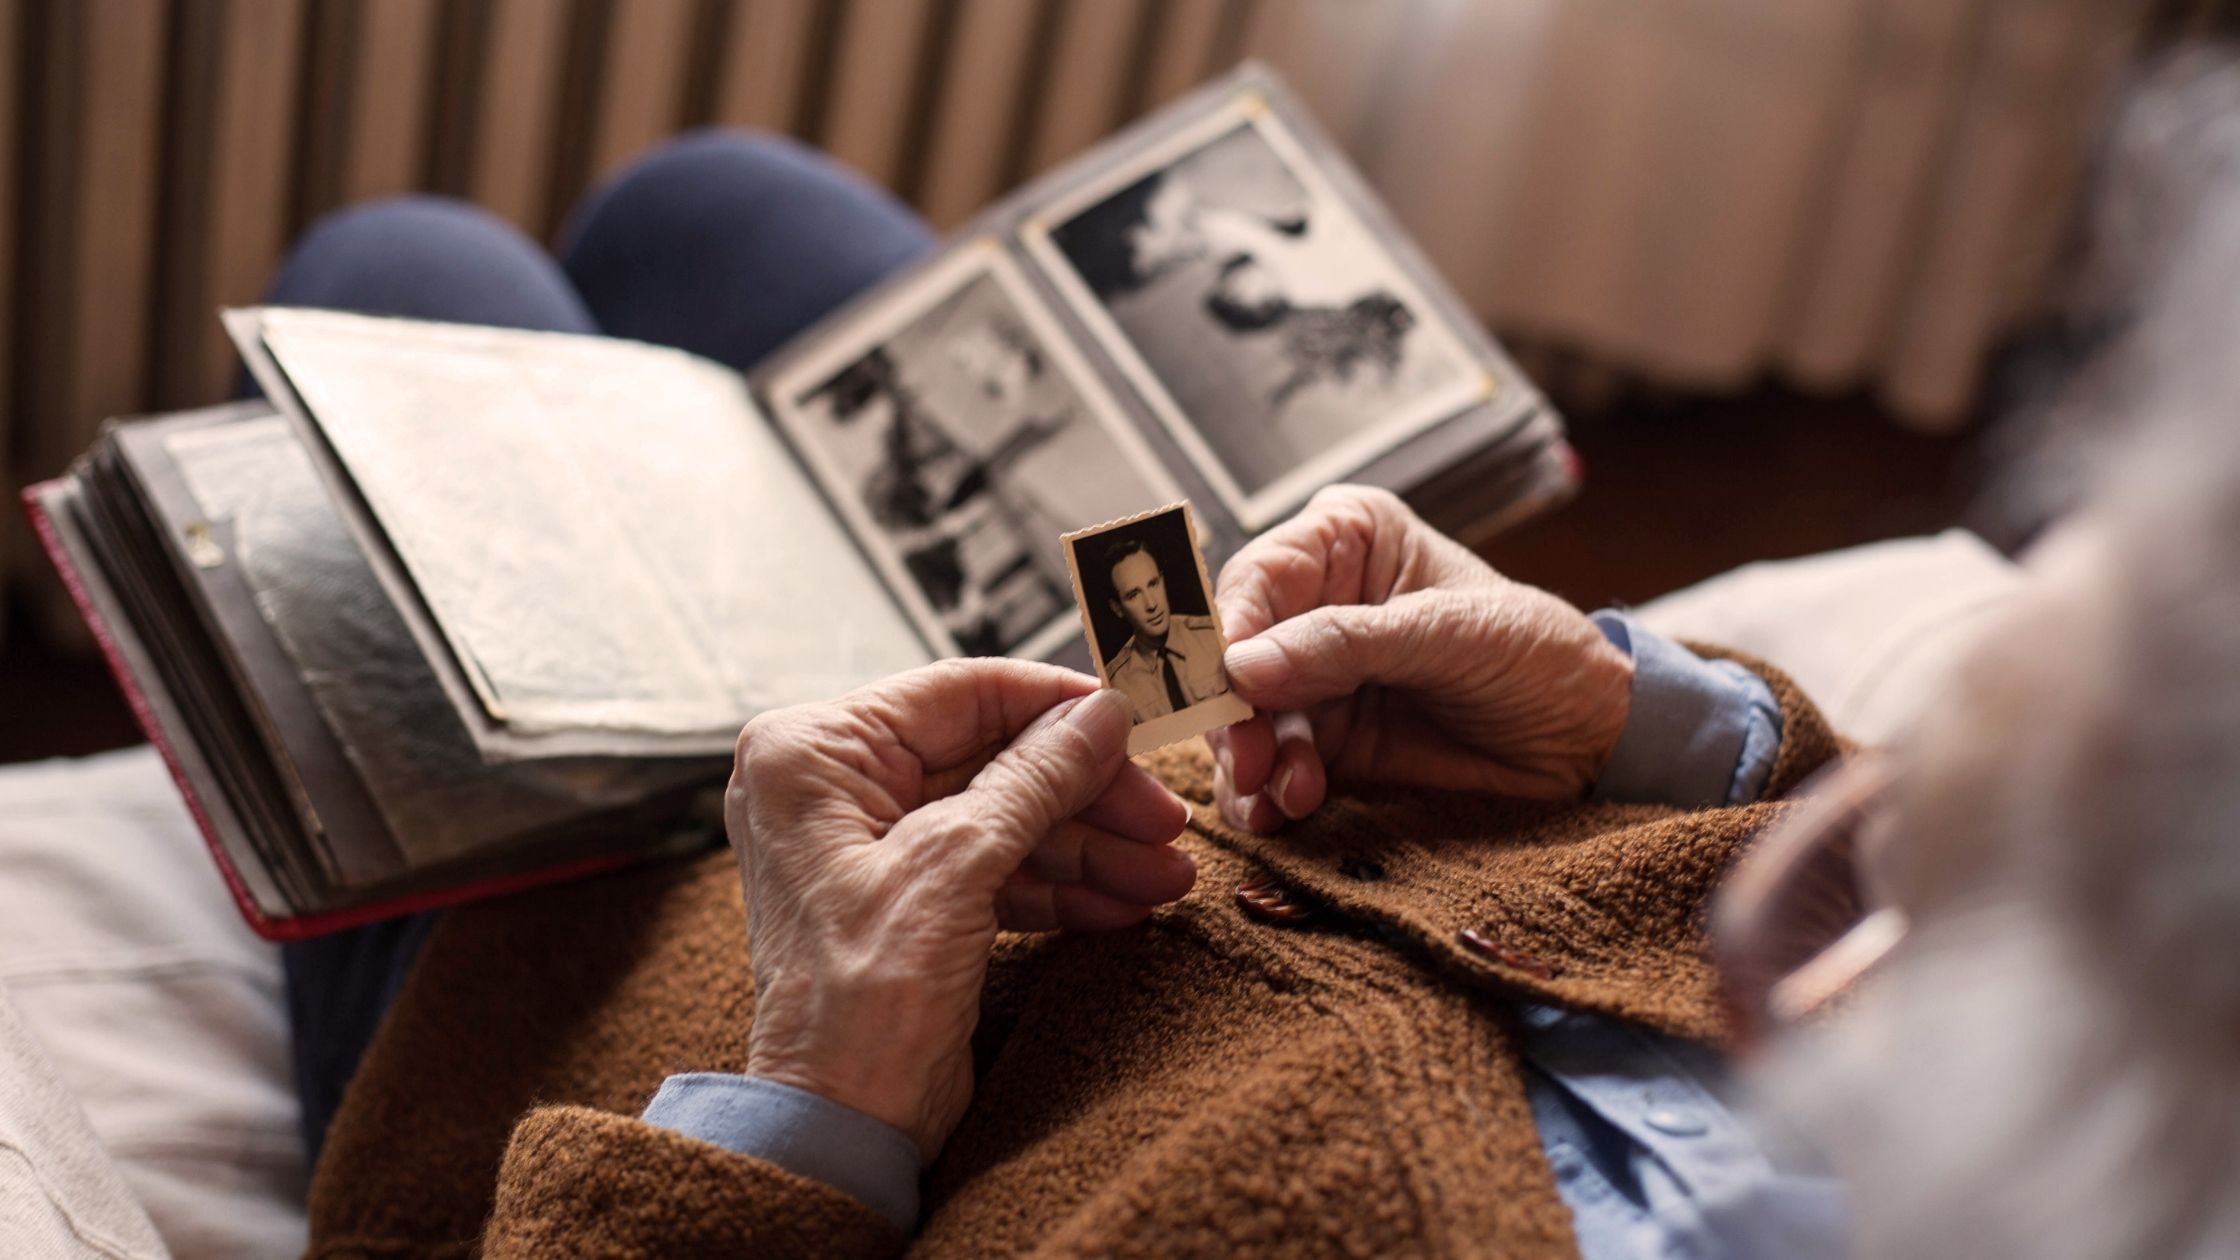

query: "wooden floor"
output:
0 386 1980 766
1487 387 1983 611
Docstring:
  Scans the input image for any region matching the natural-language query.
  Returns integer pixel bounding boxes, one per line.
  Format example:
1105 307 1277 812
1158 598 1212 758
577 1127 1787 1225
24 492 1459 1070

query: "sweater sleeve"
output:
481 1104 905 1259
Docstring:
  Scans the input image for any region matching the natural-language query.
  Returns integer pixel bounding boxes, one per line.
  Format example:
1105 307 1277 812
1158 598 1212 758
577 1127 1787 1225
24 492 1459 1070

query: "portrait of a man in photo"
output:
1097 536 1230 723
1063 502 1252 752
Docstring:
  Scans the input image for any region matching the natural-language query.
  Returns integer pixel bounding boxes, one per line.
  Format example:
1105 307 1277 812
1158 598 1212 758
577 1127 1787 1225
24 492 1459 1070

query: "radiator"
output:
0 0 2164 631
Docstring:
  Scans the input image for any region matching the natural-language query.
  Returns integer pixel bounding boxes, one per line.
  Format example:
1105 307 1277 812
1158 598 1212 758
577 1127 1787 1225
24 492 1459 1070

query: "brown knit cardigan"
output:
304 655 1838 1259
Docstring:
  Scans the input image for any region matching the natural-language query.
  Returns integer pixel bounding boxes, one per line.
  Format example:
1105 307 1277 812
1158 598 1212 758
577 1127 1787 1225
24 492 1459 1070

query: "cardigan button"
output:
1235 874 1317 926
1457 927 1555 979
1337 858 1384 882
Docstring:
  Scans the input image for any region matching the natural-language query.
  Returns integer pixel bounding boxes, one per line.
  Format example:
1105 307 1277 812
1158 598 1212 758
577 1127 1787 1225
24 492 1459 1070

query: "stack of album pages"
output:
25 66 1575 938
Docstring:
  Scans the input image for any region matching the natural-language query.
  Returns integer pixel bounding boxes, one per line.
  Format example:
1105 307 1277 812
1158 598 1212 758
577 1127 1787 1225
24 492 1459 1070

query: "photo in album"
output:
1024 92 1492 530
765 246 1183 659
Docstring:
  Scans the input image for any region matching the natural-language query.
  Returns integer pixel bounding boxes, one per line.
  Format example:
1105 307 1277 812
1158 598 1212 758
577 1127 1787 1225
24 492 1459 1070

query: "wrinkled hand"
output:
1207 486 1634 832
726 661 1193 1163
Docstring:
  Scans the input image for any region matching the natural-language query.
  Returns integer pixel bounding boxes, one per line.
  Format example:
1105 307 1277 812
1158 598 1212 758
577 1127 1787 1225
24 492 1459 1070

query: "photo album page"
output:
753 64 1550 678
226 65 1552 766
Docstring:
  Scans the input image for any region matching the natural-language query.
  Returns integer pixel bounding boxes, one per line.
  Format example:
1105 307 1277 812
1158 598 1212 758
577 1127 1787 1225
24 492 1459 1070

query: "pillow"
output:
0 746 308 1258
1635 529 2024 746
0 984 167 1258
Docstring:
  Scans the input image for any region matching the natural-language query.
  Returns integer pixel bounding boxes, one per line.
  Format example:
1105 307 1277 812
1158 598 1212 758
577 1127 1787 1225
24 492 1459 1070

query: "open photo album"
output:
25 66 1574 938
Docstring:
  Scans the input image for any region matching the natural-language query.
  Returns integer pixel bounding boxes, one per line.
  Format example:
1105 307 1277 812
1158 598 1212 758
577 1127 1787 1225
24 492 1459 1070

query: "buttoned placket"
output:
1515 1001 1789 1255
1224 863 1823 1260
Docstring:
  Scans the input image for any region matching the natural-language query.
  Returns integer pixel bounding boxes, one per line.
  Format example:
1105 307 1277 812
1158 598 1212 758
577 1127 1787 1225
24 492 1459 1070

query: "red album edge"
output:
21 483 639 942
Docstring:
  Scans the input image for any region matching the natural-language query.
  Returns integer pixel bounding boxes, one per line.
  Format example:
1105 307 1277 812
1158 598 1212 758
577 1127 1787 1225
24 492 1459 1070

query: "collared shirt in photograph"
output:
1104 614 1230 722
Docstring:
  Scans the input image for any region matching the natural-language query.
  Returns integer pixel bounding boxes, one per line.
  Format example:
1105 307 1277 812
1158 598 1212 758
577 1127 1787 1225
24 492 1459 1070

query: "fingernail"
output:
1270 763 1303 819
1213 739 1234 784
1165 786 1193 823
1064 689 1132 751
1220 789 1258 831
1224 638 1286 690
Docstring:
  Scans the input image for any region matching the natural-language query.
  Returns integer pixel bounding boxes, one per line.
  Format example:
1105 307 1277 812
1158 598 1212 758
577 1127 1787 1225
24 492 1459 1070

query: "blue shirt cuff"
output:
641 1073 920 1232
1590 611 1783 808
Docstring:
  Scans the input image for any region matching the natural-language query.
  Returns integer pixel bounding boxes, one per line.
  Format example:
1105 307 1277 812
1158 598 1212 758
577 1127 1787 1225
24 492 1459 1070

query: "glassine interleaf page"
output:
165 417 707 865
258 309 930 740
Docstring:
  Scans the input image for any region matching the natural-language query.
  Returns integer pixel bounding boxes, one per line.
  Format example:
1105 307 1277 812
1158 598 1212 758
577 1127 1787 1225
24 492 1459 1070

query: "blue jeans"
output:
273 131 932 1166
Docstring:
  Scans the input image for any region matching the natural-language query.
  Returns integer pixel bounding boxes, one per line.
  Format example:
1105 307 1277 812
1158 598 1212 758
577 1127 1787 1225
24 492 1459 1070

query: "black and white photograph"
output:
1024 95 1491 529
1062 502 1252 755
767 248 1182 659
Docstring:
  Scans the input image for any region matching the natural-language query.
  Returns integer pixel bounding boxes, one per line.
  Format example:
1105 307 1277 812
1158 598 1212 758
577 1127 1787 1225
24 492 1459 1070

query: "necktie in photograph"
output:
1161 650 1188 712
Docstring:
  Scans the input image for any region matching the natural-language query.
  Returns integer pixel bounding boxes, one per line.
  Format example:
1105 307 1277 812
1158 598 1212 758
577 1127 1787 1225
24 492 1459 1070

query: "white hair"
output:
1758 49 2240 1260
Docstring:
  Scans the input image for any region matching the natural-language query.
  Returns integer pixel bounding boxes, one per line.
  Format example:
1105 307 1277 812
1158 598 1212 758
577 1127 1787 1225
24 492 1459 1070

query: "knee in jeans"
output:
266 193 589 330
292 195 528 265
563 127 924 256
585 129 825 210
556 127 930 367
638 128 815 180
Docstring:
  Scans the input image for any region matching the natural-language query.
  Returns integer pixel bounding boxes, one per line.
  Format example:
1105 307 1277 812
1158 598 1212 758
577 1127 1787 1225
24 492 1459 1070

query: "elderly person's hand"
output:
1208 486 1635 831
725 661 1193 1163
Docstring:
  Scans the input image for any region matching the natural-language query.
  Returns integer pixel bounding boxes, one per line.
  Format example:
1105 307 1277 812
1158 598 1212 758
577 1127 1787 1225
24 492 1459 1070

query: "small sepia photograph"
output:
767 247 1183 660
1023 94 1491 530
1062 501 1253 754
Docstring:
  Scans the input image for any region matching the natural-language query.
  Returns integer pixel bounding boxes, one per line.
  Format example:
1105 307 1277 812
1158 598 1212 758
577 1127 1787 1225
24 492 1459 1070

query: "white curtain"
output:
1239 0 2149 429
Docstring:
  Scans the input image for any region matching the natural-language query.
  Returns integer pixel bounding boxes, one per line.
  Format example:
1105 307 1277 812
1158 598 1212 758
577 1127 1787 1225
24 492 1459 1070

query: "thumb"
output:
911 689 1134 877
1221 590 1470 711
